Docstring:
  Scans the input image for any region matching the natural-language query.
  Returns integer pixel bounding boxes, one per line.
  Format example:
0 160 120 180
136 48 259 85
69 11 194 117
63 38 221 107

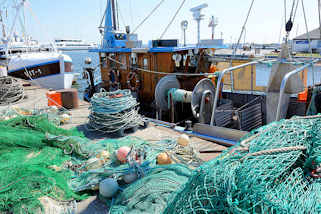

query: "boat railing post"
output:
210 60 261 126
199 90 213 123
275 59 321 121
251 64 254 93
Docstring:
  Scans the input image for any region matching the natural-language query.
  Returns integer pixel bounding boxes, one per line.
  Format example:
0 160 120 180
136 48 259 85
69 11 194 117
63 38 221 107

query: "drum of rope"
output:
0 77 24 106
87 89 143 134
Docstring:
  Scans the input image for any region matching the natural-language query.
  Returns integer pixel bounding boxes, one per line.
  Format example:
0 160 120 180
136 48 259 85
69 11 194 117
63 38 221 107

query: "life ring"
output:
127 71 140 92
109 70 120 89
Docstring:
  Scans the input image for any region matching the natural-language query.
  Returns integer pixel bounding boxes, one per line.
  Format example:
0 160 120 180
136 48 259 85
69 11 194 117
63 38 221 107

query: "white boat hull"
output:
6 52 74 90
32 73 74 90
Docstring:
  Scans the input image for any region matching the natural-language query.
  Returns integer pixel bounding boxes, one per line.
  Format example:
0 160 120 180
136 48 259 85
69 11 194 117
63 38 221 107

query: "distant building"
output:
293 28 321 53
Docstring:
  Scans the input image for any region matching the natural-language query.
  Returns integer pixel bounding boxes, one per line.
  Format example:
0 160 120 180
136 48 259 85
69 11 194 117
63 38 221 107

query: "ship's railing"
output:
210 60 265 126
275 58 321 121
209 58 319 126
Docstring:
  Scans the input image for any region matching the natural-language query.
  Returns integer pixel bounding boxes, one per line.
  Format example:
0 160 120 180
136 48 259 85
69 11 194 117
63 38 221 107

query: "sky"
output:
2 0 320 44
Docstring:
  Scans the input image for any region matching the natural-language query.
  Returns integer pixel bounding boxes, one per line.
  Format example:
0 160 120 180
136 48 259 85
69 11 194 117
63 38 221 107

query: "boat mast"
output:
102 0 118 48
5 0 25 57
111 0 117 31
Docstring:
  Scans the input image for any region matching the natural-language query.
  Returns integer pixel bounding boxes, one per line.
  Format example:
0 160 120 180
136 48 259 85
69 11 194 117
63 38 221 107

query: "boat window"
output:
143 58 148 69
119 55 127 69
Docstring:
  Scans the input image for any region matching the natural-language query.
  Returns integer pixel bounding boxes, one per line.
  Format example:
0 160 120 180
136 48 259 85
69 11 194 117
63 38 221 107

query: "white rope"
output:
132 0 166 34
233 0 255 55
301 0 315 85
99 2 108 29
24 2 57 52
292 0 300 24
129 0 134 28
319 0 321 40
159 0 186 40
116 1 127 30
284 0 287 28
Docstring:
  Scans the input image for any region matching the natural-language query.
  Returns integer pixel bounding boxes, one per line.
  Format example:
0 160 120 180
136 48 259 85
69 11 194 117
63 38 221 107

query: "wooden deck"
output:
0 80 228 214
1 81 227 161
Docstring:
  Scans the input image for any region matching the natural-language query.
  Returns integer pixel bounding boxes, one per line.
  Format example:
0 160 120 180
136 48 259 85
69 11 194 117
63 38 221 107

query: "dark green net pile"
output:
0 116 87 213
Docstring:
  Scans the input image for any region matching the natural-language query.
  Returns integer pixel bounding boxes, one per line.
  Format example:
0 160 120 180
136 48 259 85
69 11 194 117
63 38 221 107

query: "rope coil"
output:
87 89 143 134
0 77 24 106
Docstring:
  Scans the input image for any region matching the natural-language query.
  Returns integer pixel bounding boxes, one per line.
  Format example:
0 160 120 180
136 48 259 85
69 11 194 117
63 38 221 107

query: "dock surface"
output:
1 80 228 214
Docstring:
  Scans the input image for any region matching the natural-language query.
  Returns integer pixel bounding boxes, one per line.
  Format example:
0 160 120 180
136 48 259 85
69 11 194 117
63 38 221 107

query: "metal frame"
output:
210 60 263 125
275 58 321 121
199 90 214 123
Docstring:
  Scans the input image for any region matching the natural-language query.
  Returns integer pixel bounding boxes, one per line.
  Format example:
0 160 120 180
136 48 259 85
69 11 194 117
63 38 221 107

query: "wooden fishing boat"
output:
84 0 321 145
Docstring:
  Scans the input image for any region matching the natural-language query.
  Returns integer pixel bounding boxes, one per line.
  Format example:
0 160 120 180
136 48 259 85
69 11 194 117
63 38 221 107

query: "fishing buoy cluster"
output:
97 135 192 199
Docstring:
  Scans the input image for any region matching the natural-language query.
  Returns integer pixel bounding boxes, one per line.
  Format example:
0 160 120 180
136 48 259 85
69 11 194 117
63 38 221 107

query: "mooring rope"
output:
87 89 143 134
0 76 24 106
240 146 307 162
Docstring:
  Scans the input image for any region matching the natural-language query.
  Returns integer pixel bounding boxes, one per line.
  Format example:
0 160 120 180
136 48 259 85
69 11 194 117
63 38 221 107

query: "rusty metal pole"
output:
170 93 175 123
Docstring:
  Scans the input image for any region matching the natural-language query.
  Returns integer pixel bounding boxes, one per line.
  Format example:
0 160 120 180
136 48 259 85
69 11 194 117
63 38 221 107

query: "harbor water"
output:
64 50 101 98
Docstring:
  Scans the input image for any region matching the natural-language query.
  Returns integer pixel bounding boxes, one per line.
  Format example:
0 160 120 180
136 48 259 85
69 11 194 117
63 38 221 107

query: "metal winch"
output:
155 75 216 124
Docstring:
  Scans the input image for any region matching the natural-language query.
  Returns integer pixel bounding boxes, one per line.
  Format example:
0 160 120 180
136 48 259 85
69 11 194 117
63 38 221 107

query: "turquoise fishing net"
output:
164 115 321 214
69 136 200 214
70 136 197 192
109 164 192 214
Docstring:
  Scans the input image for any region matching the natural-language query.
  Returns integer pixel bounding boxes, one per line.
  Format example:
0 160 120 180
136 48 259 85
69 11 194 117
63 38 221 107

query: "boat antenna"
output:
208 16 218 40
190 3 208 45
233 0 255 55
159 0 186 40
181 20 188 46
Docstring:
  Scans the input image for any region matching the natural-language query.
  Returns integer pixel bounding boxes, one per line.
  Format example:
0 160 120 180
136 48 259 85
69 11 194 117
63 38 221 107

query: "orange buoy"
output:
157 152 172 165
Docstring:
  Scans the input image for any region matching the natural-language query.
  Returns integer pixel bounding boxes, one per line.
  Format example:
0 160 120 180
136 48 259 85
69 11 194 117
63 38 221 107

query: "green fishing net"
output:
0 115 86 214
164 115 321 214
0 115 202 214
